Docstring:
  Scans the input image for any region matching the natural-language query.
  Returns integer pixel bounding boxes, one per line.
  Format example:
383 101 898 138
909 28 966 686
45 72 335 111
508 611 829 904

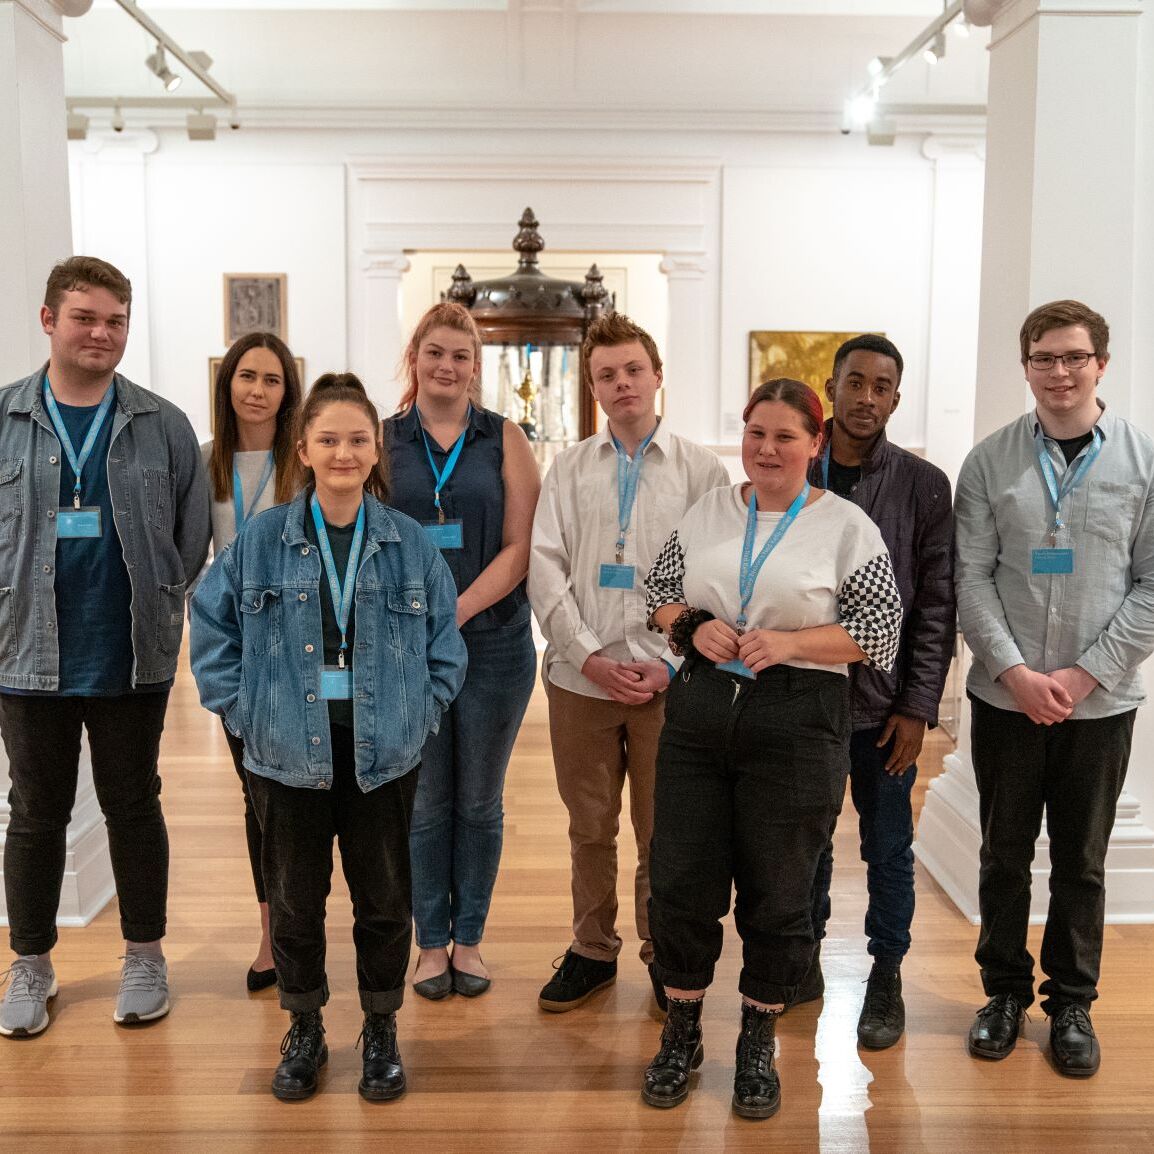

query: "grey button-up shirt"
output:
955 403 1154 720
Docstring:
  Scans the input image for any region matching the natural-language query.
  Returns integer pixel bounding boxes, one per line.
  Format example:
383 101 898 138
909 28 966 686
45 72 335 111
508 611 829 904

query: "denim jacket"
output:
0 368 210 691
189 491 468 792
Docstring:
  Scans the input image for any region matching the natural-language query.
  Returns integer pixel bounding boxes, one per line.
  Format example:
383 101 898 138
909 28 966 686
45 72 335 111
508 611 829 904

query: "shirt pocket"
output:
239 587 283 656
0 458 23 543
386 585 429 656
1082 480 1142 544
154 580 188 656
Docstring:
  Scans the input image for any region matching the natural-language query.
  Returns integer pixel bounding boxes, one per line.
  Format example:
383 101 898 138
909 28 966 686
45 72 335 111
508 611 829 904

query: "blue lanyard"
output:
736 483 810 630
418 406 470 524
309 493 366 668
611 425 658 562
43 379 115 509
1035 426 1102 540
233 451 275 531
820 444 830 489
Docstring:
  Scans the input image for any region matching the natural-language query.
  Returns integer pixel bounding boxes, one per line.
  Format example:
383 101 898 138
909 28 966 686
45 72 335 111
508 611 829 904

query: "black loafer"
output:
413 969 453 1001
967 993 1026 1060
451 965 491 998
247 966 277 993
1049 1003 1100 1078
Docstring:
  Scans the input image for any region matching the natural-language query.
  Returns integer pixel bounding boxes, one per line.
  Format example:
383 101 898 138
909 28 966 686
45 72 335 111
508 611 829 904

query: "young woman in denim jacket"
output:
383 303 540 1000
201 332 302 993
191 374 467 1103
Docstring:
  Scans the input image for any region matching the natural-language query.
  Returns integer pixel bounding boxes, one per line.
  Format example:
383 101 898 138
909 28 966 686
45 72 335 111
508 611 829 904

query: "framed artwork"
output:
209 356 304 432
749 330 874 419
223 273 287 343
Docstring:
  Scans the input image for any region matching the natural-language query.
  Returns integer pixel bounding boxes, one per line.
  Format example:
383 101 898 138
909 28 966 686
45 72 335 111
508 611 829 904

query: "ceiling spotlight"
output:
922 32 946 65
111 104 125 133
66 112 89 141
867 55 890 79
952 17 971 39
848 93 877 128
145 44 182 92
187 112 217 141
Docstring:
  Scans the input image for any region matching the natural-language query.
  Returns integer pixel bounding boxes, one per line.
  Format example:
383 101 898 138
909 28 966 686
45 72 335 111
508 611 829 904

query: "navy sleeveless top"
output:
384 406 530 634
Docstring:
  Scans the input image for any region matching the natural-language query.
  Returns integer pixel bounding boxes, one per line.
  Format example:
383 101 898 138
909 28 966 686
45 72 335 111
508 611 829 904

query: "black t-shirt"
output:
826 457 863 499
1055 431 1095 466
304 514 358 729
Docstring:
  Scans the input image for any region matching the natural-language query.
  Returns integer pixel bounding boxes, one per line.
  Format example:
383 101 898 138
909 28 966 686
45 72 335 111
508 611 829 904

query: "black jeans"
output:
0 692 170 955
245 725 419 1014
810 725 916 963
222 723 266 904
969 694 1134 1015
649 659 850 1006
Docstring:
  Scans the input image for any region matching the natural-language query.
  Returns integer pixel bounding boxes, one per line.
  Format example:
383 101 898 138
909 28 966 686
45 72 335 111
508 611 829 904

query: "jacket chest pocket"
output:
0 459 23 543
142 467 175 532
387 586 428 656
240 588 282 656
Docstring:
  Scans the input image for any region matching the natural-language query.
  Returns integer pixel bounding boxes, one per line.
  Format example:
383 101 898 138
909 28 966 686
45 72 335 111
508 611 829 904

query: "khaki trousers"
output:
546 680 666 964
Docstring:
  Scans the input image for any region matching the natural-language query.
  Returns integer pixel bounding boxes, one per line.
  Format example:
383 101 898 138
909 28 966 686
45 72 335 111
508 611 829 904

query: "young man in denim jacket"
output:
0 257 209 1038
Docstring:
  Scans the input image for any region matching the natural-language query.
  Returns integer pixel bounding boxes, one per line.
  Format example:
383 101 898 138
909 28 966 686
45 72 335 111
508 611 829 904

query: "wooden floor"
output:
4 654 1154 1153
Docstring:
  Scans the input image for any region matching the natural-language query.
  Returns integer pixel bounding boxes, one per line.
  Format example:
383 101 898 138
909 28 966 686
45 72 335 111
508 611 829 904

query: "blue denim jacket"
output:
189 491 468 792
0 368 210 691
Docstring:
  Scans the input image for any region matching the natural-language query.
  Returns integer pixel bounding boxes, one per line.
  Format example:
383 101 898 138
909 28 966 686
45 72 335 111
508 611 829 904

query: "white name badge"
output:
423 520 464 550
56 507 102 538
599 563 636 589
320 667 353 700
716 658 756 680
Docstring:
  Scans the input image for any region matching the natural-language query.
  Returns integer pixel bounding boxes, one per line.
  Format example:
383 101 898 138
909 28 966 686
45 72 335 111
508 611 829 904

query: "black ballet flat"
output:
247 965 277 992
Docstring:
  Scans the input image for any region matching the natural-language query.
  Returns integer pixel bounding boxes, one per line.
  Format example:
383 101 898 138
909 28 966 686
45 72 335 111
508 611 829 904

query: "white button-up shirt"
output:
529 419 730 699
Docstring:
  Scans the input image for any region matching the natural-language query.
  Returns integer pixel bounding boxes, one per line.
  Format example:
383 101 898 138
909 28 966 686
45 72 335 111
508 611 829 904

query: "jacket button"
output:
301 547 309 555
299 593 308 601
306 693 316 703
317 780 329 789
43 565 52 573
411 600 421 609
311 736 321 745
49 455 58 464
47 510 55 519
305 643 314 653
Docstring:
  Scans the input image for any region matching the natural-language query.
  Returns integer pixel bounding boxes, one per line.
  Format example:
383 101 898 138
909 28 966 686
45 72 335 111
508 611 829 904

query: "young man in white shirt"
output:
529 313 729 1012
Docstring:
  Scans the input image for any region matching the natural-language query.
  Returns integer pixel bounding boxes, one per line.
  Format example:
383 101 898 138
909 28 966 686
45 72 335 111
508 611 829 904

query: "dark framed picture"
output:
223 273 287 343
209 356 304 432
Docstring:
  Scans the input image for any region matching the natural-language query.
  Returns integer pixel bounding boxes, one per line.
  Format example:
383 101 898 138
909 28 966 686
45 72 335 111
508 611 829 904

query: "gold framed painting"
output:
223 273 287 344
209 356 305 432
749 331 874 418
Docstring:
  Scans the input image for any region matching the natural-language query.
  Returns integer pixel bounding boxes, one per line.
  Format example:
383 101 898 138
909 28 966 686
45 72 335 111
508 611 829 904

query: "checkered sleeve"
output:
644 530 687 628
837 551 903 672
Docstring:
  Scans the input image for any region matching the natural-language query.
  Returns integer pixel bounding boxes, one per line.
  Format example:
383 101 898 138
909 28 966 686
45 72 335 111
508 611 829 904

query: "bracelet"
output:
667 607 714 657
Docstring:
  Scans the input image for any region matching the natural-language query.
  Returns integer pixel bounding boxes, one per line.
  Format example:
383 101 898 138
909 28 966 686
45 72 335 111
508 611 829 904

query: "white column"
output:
349 251 410 416
0 0 114 930
659 251 715 443
916 0 1154 923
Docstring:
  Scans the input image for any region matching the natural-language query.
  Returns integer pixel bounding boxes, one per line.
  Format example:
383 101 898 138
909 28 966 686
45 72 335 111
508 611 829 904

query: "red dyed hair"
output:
743 378 825 445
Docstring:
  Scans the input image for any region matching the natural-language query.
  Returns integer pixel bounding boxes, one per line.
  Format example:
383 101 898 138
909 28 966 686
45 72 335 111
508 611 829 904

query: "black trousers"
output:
649 660 850 1006
970 694 1134 1015
245 725 419 1014
0 691 171 955
222 723 266 904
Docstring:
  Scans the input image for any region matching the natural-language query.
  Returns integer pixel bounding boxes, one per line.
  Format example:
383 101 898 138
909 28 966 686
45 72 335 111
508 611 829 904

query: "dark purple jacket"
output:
808 420 956 731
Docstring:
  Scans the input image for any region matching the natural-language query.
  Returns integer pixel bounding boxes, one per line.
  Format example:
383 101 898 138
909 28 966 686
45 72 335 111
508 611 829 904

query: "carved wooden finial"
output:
513 207 544 269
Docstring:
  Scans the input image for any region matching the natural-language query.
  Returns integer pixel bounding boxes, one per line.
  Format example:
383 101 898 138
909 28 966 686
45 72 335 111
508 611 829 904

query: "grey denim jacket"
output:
0 368 210 691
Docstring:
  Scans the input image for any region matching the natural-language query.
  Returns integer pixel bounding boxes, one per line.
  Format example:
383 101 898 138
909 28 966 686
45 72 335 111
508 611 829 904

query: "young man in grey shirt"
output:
955 300 1154 1078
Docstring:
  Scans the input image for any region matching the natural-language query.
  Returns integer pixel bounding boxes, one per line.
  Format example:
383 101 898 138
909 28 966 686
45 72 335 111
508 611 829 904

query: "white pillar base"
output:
0 740 116 931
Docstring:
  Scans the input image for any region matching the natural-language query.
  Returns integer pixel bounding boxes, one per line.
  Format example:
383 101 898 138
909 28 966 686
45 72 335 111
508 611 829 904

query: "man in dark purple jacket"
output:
796 334 956 1049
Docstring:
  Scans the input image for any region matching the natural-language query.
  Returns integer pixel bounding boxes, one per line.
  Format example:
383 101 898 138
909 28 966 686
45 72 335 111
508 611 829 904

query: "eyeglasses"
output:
1026 351 1096 371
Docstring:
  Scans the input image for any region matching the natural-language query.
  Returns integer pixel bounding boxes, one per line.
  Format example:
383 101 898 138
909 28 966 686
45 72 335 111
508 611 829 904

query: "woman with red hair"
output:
640 378 902 1120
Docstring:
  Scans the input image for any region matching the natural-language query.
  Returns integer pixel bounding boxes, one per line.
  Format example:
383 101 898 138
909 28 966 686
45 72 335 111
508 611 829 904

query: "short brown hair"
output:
1019 300 1109 363
44 256 132 318
398 301 483 413
295 373 389 502
581 312 662 390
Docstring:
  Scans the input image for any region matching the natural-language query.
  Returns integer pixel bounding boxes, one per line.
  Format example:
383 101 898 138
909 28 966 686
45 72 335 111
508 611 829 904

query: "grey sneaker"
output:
0 957 58 1037
113 954 170 1025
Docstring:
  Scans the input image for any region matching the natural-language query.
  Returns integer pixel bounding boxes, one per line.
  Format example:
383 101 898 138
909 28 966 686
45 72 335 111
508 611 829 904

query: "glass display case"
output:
445 207 614 461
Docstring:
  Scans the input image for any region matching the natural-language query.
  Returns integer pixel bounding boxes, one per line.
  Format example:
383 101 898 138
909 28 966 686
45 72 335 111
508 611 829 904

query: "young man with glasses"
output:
955 300 1154 1077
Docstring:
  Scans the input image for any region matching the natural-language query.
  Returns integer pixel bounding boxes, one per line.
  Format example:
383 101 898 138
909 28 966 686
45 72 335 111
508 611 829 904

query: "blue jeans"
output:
810 725 915 963
410 619 536 949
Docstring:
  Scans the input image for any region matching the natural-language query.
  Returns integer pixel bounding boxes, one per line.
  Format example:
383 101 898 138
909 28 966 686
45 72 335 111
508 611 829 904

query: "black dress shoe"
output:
967 993 1026 1060
413 968 453 1001
1049 1003 1100 1078
538 950 617 1012
787 944 824 1010
647 963 668 1013
732 1002 781 1119
642 996 704 1109
272 1010 328 1100
451 964 491 998
857 961 904 1050
358 1011 406 1100
247 966 277 993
